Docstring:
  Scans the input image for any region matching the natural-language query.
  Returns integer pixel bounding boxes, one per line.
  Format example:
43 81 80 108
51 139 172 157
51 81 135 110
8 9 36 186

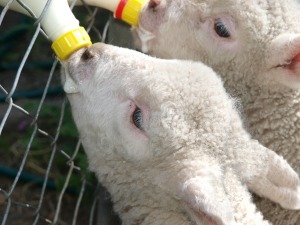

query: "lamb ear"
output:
181 176 237 225
264 33 300 89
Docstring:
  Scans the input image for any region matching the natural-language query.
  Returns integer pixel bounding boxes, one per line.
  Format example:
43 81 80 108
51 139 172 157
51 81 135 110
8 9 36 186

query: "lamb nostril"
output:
148 0 160 11
82 48 95 60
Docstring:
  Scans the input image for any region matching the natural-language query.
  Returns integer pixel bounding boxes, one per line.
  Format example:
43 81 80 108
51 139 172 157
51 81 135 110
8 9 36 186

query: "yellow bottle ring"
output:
115 0 148 26
51 27 92 60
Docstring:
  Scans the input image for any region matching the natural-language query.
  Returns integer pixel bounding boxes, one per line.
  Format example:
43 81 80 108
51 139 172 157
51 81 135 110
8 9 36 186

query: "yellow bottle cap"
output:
51 27 92 60
115 0 148 26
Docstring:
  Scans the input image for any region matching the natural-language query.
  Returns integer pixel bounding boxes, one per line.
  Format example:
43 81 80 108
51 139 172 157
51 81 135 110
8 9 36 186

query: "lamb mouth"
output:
64 47 88 82
274 61 293 70
272 52 300 72
134 25 155 53
62 63 80 94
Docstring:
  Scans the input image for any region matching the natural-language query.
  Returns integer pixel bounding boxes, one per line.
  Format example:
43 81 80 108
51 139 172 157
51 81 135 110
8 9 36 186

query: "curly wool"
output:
133 0 300 224
62 43 300 225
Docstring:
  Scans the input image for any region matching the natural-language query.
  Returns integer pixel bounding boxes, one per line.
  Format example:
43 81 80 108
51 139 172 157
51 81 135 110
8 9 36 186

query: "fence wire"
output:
0 1 132 224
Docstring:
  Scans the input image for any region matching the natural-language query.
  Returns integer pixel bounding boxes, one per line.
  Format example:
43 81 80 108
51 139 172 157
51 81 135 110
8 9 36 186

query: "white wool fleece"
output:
133 0 300 223
61 43 300 225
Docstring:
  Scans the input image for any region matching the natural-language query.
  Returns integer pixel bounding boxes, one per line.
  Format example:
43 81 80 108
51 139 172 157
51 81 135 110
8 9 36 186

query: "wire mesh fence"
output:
0 1 133 224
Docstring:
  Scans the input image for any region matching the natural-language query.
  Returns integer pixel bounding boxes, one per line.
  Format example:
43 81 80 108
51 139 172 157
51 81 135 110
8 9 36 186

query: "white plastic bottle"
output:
71 0 148 26
0 0 92 60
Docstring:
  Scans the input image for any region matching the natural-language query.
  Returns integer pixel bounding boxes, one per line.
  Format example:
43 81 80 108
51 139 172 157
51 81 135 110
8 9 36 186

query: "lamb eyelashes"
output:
132 107 144 131
214 18 230 38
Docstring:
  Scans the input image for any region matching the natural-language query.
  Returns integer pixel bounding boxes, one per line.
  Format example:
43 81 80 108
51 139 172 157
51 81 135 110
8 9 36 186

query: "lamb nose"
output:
82 47 95 60
149 0 160 10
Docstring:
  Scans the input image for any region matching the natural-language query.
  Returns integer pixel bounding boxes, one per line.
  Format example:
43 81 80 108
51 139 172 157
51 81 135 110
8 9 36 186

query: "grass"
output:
0 99 96 194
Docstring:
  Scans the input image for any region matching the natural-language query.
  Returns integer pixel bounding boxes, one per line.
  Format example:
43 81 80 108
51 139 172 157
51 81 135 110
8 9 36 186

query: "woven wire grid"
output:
0 0 127 224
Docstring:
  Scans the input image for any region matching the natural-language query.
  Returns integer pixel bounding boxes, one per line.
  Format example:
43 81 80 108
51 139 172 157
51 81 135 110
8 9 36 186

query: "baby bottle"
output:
73 0 148 26
0 0 92 60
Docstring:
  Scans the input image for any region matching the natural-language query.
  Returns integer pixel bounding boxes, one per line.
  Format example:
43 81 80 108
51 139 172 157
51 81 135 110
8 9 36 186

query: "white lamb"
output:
61 43 300 225
132 0 300 224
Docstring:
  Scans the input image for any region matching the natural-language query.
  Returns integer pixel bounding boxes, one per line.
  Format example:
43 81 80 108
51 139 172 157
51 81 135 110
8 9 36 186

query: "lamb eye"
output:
132 107 144 131
214 18 230 38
